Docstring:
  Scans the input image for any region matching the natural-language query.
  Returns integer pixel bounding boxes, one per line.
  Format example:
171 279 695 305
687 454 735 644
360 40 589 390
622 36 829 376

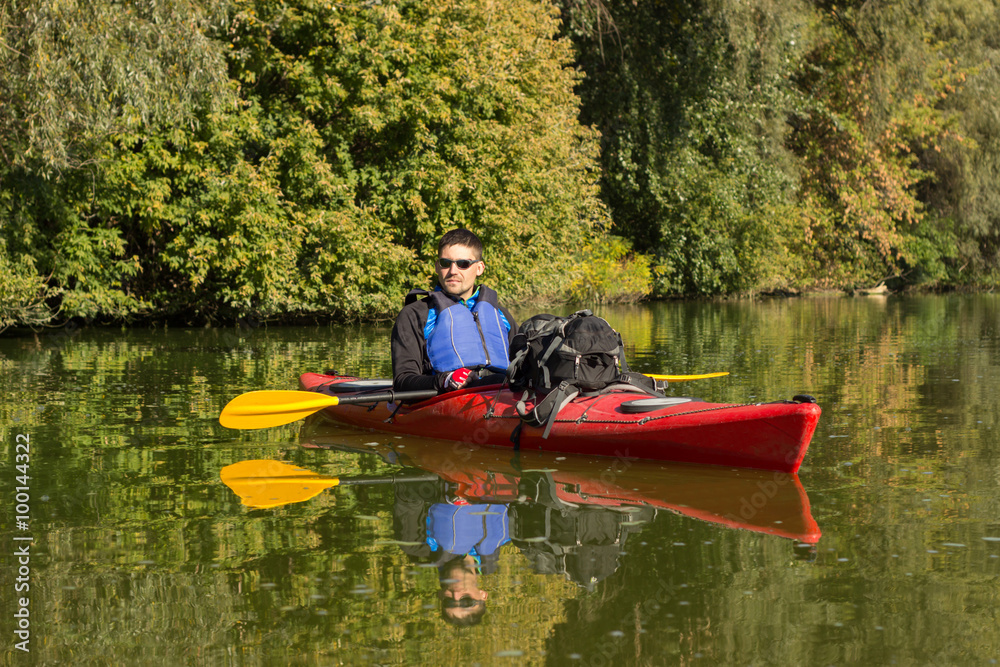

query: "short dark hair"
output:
438 228 483 259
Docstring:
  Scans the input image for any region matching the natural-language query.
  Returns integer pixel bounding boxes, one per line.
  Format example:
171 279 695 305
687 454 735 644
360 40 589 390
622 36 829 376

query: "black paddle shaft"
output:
332 389 440 405
337 472 441 486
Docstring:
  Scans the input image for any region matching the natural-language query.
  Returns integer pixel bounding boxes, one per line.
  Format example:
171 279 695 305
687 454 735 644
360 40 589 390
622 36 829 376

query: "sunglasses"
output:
437 258 481 270
441 595 484 609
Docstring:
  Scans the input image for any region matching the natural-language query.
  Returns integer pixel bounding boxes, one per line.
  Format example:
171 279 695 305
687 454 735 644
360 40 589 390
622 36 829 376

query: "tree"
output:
1 0 615 325
0 0 234 324
789 0 965 287
561 0 808 295
221 0 607 305
918 0 1000 284
0 0 232 175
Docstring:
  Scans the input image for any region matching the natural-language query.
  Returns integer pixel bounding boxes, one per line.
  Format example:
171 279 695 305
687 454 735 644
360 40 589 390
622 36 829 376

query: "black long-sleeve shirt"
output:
390 290 517 392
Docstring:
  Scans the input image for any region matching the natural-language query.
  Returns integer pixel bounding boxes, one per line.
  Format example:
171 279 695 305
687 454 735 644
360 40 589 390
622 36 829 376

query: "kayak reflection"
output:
218 418 821 626
297 415 822 576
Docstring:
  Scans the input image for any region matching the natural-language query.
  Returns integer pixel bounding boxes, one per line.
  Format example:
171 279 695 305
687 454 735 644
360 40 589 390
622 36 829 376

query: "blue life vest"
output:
423 287 511 373
425 503 510 557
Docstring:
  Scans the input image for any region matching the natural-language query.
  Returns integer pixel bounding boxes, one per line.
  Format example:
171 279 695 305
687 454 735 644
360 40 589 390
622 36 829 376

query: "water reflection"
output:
297 414 821 543
221 414 821 627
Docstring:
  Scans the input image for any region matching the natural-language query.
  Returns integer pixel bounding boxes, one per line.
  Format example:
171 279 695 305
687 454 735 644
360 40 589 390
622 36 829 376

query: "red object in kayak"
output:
298 373 822 473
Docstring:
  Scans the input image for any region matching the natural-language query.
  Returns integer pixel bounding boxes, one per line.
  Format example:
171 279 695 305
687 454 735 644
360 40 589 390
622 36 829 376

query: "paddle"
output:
220 459 440 508
645 372 729 382
219 388 439 430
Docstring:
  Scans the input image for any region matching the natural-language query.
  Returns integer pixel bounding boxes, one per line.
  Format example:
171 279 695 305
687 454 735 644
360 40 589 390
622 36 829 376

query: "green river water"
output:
1 294 999 666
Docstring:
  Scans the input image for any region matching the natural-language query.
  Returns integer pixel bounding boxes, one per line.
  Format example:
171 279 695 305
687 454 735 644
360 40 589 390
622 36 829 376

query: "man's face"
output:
436 243 484 300
439 557 488 622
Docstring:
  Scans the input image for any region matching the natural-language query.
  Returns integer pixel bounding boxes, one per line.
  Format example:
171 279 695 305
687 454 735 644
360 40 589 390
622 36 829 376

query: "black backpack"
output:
506 310 658 438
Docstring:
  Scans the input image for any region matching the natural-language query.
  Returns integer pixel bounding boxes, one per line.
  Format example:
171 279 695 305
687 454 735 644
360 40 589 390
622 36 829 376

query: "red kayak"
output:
298 373 821 473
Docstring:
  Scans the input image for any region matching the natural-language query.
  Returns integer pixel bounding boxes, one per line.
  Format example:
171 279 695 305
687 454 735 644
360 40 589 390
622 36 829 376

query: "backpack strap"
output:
515 380 581 439
615 371 661 396
536 333 566 389
512 375 659 441
574 373 661 398
509 421 524 450
514 389 536 425
506 345 531 382
404 288 430 305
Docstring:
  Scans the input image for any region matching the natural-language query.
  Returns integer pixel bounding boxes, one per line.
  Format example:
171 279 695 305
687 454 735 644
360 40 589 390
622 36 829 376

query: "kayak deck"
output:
298 373 822 473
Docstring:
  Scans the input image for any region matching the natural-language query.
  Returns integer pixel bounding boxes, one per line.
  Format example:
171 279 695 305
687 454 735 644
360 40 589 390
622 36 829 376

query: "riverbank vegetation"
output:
2 0 998 328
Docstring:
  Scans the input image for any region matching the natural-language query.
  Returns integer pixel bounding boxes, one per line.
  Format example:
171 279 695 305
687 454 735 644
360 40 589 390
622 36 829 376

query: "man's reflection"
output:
389 473 647 625
394 481 510 626
438 555 489 626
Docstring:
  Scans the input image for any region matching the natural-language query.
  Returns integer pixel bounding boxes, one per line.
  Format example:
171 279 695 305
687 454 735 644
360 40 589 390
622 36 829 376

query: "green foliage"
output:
653 147 803 295
4 0 1000 329
223 0 605 304
568 236 652 304
0 0 232 174
1 167 147 320
917 0 1000 285
0 240 59 332
788 1 960 288
897 217 961 286
0 0 608 324
562 0 807 296
563 0 1000 293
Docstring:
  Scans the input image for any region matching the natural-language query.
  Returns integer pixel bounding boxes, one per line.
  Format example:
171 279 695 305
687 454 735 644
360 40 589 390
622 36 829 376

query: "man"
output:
391 228 517 392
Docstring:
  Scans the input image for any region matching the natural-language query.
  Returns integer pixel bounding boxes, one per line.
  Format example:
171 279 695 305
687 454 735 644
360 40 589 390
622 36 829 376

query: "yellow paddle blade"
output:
220 459 340 509
219 390 341 430
645 372 730 381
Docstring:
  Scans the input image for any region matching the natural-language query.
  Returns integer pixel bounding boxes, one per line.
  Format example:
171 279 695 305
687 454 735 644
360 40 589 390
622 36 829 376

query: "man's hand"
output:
438 367 472 391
